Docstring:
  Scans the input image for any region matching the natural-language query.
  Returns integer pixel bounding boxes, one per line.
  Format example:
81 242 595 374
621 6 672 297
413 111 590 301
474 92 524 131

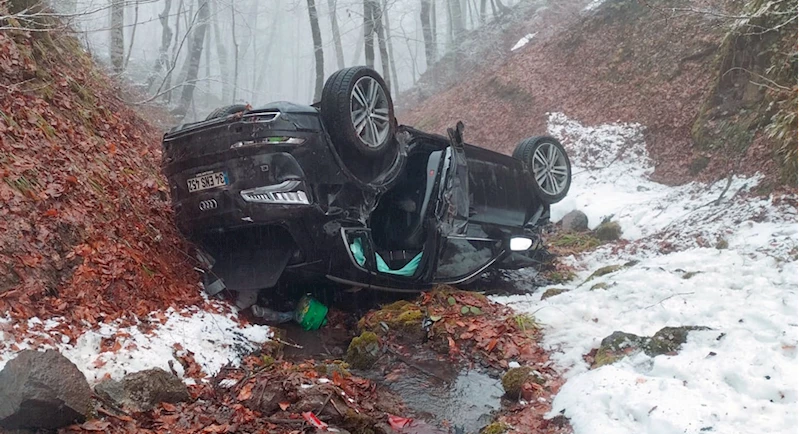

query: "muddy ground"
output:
61 283 569 434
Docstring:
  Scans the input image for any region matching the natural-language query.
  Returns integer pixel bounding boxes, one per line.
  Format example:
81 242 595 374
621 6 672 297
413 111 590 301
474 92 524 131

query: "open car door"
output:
432 123 505 284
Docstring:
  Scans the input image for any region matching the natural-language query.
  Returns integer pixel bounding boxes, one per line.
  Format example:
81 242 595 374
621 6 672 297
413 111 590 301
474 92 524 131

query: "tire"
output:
514 136 572 204
205 104 249 121
320 66 396 158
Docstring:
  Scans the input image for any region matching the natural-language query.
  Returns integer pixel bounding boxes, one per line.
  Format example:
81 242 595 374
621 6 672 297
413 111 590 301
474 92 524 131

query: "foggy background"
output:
49 0 523 122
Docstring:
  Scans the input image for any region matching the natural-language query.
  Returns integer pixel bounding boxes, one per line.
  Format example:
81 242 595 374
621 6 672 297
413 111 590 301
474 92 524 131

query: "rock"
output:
0 350 91 430
592 331 648 369
682 271 701 279
594 221 623 241
94 368 189 412
644 326 711 357
541 287 569 300
560 210 589 232
590 282 609 291
346 332 381 369
501 367 544 398
584 264 623 282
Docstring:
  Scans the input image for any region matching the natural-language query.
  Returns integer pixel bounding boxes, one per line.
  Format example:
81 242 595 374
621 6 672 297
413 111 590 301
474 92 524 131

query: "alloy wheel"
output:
532 142 569 196
350 76 390 148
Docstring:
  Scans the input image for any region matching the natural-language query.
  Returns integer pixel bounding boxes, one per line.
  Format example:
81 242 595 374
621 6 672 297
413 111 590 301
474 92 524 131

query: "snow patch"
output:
0 305 271 384
493 113 798 434
511 33 537 51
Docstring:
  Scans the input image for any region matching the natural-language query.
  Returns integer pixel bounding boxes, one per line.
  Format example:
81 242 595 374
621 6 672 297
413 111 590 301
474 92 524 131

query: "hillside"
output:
0 14 202 332
401 0 797 188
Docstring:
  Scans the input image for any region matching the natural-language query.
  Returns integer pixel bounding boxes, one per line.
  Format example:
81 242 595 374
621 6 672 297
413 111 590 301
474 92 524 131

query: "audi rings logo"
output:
199 199 218 211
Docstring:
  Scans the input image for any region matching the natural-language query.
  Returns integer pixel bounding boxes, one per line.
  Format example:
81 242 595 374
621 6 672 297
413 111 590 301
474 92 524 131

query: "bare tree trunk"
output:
382 0 399 95
307 0 324 102
109 0 125 73
450 0 464 40
430 0 437 52
420 0 435 67
372 0 391 90
175 0 210 119
165 0 184 103
231 5 239 102
445 0 453 48
204 10 211 107
254 12 280 93
351 29 364 65
211 0 230 102
147 0 172 90
363 0 375 68
123 0 139 70
327 0 345 69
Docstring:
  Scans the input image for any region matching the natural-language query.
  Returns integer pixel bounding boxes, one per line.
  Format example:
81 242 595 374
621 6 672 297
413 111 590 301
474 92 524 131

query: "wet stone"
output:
94 368 189 412
594 221 623 241
593 331 648 369
560 210 589 232
541 288 569 300
645 326 711 357
346 331 381 370
0 350 91 430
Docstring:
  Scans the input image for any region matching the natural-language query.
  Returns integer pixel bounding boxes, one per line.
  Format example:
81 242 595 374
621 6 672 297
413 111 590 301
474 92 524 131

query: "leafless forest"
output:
37 0 521 121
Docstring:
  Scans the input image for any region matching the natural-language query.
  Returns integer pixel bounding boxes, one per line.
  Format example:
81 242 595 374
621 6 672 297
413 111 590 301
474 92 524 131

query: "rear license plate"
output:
187 171 228 192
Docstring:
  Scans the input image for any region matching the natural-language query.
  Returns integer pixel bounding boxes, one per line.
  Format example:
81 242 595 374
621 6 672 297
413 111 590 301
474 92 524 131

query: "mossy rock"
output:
541 288 569 300
314 361 350 377
594 221 623 241
501 367 544 397
592 331 648 369
346 332 381 370
644 326 711 357
546 270 577 284
715 238 729 250
549 232 600 252
341 409 378 434
584 264 624 283
480 422 510 434
590 282 610 291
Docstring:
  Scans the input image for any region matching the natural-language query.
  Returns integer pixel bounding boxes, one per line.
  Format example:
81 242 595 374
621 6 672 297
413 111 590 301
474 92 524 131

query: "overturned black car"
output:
161 67 571 303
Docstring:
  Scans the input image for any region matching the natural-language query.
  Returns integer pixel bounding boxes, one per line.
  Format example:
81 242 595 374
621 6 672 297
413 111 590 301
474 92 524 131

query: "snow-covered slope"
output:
494 114 798 434
0 302 271 384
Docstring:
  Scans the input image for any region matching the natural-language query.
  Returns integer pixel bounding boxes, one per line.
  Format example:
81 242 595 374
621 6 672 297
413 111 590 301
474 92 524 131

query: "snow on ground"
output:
493 113 798 434
0 303 271 384
511 33 537 51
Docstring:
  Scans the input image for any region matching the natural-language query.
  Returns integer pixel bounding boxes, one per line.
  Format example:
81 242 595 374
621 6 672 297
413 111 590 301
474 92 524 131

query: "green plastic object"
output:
349 237 422 277
295 295 328 331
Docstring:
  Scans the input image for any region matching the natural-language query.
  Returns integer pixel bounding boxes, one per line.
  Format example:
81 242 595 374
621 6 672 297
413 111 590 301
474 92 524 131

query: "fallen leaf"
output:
80 420 110 431
302 412 328 429
237 382 254 401
486 338 499 353
388 414 413 429
279 402 290 411
161 402 177 412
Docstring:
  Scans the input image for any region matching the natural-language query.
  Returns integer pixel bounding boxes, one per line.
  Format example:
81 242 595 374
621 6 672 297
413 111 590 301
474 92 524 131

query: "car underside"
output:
161 66 572 303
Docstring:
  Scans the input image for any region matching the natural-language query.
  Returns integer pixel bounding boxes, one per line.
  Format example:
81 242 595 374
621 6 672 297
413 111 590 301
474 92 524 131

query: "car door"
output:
431 131 506 284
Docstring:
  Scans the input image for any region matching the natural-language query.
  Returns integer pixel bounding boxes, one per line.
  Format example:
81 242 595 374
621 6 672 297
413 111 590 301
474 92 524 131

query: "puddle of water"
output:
380 364 503 433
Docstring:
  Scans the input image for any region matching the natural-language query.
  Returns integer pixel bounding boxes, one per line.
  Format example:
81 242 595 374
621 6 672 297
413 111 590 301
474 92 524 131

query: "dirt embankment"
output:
0 14 202 330
401 0 796 188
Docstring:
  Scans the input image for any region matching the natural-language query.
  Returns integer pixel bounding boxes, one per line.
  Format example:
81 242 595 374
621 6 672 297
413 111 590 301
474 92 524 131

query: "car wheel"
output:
205 104 249 121
514 136 571 204
321 66 396 158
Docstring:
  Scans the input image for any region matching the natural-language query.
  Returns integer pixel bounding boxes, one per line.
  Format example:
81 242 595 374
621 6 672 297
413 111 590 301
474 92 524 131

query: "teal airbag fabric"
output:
350 237 422 276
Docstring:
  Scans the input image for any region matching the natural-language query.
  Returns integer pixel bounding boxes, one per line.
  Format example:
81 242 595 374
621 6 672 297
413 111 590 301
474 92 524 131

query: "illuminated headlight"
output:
240 180 309 204
509 237 534 251
231 137 305 149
